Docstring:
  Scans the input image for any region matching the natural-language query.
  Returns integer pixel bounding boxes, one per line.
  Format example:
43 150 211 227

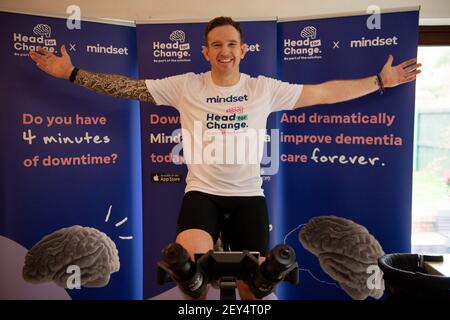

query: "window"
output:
412 27 450 254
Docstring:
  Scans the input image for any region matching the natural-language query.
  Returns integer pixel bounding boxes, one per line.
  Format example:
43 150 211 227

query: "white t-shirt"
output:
145 71 302 196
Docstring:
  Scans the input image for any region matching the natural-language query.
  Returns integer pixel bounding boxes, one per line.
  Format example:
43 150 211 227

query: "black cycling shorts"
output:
176 191 269 256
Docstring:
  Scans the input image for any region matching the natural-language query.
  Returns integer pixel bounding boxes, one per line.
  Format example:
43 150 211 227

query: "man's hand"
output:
379 55 421 88
29 45 74 80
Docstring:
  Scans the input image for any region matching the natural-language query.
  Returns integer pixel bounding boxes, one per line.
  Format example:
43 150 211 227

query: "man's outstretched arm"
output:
295 55 421 108
73 69 156 104
29 45 156 104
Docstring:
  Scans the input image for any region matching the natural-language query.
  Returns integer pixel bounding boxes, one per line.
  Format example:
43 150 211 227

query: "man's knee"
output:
176 228 214 259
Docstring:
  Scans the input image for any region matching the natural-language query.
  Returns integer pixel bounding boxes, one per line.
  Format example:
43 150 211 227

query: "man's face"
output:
202 25 247 75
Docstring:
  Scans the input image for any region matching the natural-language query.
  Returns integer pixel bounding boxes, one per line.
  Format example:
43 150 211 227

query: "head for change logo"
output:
152 29 191 63
283 25 322 61
13 23 57 57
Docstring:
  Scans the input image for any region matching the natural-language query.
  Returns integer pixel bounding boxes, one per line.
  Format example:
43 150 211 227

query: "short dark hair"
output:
204 16 244 44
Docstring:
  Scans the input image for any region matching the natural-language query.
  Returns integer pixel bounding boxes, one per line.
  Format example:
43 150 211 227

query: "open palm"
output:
29 45 74 79
379 55 421 88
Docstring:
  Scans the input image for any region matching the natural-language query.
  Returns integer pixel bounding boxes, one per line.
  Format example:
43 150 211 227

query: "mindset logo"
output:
13 23 57 57
350 36 399 48
152 29 191 63
283 25 322 61
86 43 129 55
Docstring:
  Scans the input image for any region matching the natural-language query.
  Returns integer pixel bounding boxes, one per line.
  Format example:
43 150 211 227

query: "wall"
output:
0 0 449 22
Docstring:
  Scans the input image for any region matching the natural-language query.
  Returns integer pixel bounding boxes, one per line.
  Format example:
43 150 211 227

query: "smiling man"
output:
29 16 421 300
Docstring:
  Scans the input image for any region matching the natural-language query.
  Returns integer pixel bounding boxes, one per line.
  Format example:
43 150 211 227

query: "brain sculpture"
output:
299 215 385 300
23 225 120 288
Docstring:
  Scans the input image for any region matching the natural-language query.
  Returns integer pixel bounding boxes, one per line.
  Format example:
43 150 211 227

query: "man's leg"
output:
174 191 220 299
175 229 214 300
176 191 221 259
227 196 270 300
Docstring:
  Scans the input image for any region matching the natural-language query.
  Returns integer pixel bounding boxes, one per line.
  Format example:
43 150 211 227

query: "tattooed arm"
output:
74 69 156 104
29 45 156 104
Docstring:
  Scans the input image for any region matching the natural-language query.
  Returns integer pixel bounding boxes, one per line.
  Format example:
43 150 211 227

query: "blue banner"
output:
0 11 142 299
0 9 419 301
277 10 419 299
136 20 278 298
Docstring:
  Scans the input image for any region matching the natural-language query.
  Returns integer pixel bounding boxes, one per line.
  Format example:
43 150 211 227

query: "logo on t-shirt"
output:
206 94 248 104
205 112 248 130
225 106 244 114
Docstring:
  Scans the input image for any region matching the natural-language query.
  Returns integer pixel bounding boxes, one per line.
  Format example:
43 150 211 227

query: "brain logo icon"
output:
170 30 186 43
23 225 120 288
300 26 317 39
33 24 52 38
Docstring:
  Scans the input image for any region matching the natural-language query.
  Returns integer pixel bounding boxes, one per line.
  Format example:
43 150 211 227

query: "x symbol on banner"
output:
333 41 340 49
69 43 76 51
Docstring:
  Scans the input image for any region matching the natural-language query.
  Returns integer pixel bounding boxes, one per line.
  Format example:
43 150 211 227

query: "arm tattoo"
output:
74 69 156 104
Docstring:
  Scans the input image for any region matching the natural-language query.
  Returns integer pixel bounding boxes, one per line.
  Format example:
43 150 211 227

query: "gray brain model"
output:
299 216 385 300
23 225 120 288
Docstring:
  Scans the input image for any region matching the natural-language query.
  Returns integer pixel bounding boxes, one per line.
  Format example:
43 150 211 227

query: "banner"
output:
136 19 278 298
277 10 419 299
0 11 142 299
0 8 420 301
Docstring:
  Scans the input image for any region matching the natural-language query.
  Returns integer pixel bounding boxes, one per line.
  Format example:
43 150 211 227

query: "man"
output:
29 16 421 299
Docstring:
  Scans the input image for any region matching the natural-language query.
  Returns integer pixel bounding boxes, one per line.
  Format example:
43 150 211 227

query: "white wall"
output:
0 0 449 23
